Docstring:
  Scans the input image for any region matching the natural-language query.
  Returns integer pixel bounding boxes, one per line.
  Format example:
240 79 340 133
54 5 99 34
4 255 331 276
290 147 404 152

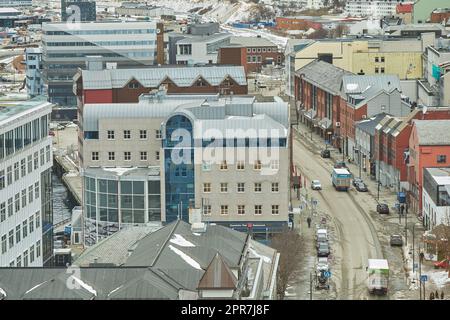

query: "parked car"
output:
434 258 449 269
48 130 55 137
317 242 330 257
376 203 390 214
352 178 363 187
390 234 403 247
316 234 328 249
334 161 347 169
321 149 330 158
311 180 322 190
355 182 368 192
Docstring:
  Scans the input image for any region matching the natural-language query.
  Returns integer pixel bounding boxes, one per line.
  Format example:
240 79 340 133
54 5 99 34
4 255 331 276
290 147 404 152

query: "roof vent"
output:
191 222 207 233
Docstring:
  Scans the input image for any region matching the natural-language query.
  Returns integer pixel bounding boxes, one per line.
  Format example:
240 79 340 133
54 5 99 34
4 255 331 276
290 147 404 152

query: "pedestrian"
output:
436 290 440 299
430 292 435 300
400 204 404 215
441 291 445 300
307 216 312 228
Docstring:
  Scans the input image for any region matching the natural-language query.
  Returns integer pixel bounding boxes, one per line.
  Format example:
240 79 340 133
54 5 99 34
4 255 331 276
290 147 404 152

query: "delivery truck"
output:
367 259 389 295
331 168 352 191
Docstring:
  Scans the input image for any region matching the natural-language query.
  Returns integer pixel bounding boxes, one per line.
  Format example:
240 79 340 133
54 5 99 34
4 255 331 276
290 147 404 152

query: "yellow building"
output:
286 34 435 96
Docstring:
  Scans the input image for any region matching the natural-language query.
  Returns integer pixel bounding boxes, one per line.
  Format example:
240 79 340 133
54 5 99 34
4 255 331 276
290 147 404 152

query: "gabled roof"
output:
356 113 388 136
197 253 238 290
413 120 450 146
342 75 401 95
396 3 413 14
295 60 353 95
79 66 247 90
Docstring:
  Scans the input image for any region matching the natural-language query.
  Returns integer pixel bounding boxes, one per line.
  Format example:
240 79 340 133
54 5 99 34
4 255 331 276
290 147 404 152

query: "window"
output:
254 160 261 170
203 183 211 193
35 211 40 228
15 225 21 244
375 67 379 73
29 185 33 203
381 57 385 62
23 250 28 267
36 240 41 258
35 181 39 199
220 183 228 193
1 235 6 254
202 204 211 215
34 151 39 169
237 205 245 215
21 158 26 177
7 198 13 217
0 202 5 222
108 152 115 161
29 215 34 234
272 205 279 215
91 151 99 161
221 205 228 215
128 82 140 89
21 189 27 208
272 182 279 192
30 245 35 264
124 152 131 161
15 193 20 213
380 67 385 74
27 155 32 173
262 48 266 53
140 130 147 139
8 230 14 249
140 151 147 161
14 162 19 181
254 205 262 215
437 155 446 163
107 130 115 140
254 183 262 192
271 160 279 170
123 130 131 140
156 151 160 161
46 145 50 163
22 220 28 238
237 161 245 170
220 161 228 170
375 57 379 62
252 48 256 53
0 169 4 190
202 161 211 171
267 48 271 52
237 182 245 193
155 130 162 139
7 166 12 185
40 148 44 166
257 48 261 53
247 48 251 53
16 255 21 267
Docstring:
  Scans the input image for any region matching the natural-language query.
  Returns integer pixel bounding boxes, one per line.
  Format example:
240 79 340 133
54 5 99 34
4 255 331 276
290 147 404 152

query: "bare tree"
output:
433 212 450 277
271 228 303 299
307 27 329 39
332 24 349 38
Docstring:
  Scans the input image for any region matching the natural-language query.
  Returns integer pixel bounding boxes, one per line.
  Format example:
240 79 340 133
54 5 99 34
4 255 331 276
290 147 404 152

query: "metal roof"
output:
0 96 52 125
80 65 247 90
176 32 230 44
356 113 388 136
229 36 277 48
296 60 353 95
342 75 401 95
414 120 450 146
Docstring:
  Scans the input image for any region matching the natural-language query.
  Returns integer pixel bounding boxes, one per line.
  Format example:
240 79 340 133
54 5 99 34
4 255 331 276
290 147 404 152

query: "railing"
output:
53 217 71 229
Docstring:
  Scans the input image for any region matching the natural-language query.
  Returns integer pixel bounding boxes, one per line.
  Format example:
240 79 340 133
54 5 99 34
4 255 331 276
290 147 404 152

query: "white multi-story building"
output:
175 33 231 66
0 97 53 267
306 0 325 10
346 0 408 18
24 48 44 98
0 0 31 7
80 89 290 245
423 167 450 230
42 21 162 106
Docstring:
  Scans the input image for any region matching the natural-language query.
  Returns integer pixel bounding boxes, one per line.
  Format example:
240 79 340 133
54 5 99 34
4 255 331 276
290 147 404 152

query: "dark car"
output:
321 149 331 158
355 182 368 192
317 242 330 257
390 234 403 247
377 203 390 214
334 161 347 169
352 177 363 187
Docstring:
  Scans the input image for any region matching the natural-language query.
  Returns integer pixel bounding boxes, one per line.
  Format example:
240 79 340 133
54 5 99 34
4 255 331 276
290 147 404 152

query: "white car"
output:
311 180 322 190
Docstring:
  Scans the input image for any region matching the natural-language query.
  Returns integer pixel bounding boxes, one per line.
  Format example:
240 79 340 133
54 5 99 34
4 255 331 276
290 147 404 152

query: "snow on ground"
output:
169 234 196 247
168 244 202 270
429 270 450 289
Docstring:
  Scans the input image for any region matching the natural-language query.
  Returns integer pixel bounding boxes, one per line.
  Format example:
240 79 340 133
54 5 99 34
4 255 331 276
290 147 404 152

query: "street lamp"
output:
326 131 332 150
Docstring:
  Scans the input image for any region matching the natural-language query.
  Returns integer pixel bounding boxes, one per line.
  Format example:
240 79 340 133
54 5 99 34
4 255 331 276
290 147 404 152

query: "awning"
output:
318 117 332 130
304 109 317 120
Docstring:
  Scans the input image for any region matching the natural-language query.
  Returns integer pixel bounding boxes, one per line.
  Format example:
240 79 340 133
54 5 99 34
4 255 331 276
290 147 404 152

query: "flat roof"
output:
0 96 51 124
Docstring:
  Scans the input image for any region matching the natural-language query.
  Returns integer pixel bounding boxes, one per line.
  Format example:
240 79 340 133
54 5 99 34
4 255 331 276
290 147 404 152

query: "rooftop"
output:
177 32 231 44
228 36 277 48
414 120 450 146
356 113 388 136
0 96 52 125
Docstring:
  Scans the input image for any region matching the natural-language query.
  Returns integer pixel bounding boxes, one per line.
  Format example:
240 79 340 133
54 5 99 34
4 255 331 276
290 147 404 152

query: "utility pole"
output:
405 207 408 246
310 271 313 300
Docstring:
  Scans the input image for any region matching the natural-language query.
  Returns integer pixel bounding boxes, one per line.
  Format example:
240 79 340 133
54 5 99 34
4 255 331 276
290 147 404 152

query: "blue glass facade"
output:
164 115 195 222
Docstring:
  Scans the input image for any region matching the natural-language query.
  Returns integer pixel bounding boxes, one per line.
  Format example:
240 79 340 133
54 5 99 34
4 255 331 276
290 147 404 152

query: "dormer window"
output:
196 78 207 87
128 82 140 89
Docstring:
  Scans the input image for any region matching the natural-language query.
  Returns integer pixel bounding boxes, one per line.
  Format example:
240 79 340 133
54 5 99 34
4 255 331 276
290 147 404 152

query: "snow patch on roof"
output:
102 167 134 176
71 276 97 297
346 83 358 91
24 280 50 295
169 234 195 247
0 287 6 299
248 245 271 263
168 244 202 270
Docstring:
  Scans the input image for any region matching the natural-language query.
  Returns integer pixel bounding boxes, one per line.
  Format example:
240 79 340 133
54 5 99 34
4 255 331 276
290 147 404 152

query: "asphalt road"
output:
293 132 385 300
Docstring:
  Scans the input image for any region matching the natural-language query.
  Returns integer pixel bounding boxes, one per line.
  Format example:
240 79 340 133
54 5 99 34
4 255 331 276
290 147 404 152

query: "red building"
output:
408 119 450 216
217 36 283 74
294 60 352 148
430 8 450 24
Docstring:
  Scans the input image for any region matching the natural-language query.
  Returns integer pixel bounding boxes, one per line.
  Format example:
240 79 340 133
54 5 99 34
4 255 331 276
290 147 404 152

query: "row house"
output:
408 120 450 217
340 75 411 159
373 107 450 198
294 60 352 149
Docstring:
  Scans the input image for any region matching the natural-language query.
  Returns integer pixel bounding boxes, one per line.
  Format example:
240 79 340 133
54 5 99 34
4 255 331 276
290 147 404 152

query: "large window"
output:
14 126 23 151
32 118 40 142
5 130 14 156
120 180 145 224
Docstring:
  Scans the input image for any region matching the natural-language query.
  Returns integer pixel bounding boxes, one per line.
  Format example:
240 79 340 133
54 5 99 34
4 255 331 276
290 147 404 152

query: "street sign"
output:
324 271 331 278
420 275 428 282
